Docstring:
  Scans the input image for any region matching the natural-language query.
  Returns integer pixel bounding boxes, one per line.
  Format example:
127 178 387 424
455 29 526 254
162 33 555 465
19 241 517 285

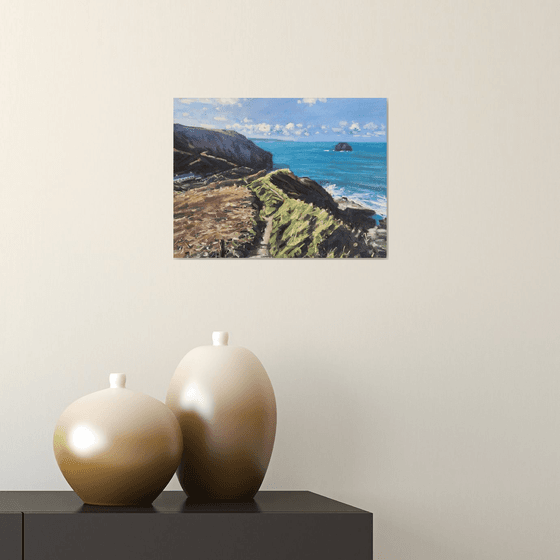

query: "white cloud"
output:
339 121 348 126
331 127 343 132
315 131 320 134
363 122 378 130
321 125 328 130
350 122 360 131
214 116 228 121
223 121 276 136
231 121 323 138
178 98 240 105
297 98 327 106
214 98 240 105
182 112 189 117
243 117 253 123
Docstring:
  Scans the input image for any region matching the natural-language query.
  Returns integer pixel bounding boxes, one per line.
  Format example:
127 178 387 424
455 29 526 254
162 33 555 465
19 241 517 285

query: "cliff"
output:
246 170 380 258
174 124 273 177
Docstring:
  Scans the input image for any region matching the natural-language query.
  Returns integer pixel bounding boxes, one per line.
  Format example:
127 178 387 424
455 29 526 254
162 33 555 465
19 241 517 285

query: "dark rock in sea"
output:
334 142 353 152
174 124 273 177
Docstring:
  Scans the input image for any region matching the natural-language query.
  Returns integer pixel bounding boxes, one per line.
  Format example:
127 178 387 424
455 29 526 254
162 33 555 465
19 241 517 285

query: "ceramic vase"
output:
53 373 183 506
166 332 277 501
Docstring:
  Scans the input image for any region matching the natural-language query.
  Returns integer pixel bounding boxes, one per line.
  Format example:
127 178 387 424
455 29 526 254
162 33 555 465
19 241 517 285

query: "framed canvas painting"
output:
173 98 387 258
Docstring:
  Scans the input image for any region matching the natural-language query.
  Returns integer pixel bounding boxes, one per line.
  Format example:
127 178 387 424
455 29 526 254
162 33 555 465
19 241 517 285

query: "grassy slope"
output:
246 170 361 258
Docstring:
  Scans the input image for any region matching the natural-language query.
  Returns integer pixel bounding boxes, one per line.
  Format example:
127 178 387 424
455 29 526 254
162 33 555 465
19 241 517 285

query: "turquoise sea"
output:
252 140 387 218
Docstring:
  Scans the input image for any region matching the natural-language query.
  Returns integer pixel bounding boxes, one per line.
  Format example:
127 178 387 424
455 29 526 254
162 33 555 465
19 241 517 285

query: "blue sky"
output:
173 98 386 142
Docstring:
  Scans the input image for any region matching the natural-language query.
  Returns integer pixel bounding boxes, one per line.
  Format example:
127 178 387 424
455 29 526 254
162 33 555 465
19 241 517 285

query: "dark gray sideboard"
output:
0 491 372 560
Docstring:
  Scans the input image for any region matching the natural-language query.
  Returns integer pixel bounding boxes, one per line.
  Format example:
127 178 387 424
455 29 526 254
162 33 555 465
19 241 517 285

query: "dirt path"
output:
250 217 273 258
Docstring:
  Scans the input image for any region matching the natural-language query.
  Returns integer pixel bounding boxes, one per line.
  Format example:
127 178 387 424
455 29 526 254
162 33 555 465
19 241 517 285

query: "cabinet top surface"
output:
0 491 370 515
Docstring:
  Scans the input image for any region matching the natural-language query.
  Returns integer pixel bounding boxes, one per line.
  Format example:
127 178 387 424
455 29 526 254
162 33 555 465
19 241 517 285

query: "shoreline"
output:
328 188 386 220
335 195 387 229
333 194 387 257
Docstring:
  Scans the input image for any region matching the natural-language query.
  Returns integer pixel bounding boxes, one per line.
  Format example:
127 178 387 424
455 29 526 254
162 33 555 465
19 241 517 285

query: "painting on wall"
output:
173 98 387 258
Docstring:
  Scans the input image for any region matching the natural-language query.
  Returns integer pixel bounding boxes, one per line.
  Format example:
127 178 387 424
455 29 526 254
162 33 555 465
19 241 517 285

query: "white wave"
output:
323 183 344 198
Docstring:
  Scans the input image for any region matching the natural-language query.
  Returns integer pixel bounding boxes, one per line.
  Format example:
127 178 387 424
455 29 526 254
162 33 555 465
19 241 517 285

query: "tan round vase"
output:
53 373 183 506
166 332 277 501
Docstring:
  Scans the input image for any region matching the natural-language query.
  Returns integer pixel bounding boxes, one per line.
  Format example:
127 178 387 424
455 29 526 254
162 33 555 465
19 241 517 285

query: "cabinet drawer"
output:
24 511 371 560
0 512 22 560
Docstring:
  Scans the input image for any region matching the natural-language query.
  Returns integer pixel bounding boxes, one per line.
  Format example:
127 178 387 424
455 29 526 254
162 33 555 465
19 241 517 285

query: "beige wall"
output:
1 0 559 557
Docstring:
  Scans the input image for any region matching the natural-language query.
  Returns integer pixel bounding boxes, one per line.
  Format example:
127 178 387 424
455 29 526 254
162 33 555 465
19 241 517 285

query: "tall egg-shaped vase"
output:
166 332 277 501
53 373 183 506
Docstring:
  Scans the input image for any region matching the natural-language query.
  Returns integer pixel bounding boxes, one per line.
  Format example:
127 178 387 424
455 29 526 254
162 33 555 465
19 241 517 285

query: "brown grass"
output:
173 182 258 258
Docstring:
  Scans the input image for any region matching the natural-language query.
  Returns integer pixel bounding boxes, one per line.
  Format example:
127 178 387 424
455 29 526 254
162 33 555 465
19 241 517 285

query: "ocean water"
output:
252 140 387 218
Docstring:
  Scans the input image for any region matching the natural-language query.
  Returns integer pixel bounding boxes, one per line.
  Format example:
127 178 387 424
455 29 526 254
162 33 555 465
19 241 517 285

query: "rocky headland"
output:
173 127 386 258
174 124 273 179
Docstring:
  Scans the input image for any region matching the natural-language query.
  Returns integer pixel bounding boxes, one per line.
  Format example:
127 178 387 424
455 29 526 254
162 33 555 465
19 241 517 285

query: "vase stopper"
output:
212 331 229 346
109 373 126 388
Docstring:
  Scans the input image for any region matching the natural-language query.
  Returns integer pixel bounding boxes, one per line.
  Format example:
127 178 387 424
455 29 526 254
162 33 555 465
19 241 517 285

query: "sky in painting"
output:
173 98 386 142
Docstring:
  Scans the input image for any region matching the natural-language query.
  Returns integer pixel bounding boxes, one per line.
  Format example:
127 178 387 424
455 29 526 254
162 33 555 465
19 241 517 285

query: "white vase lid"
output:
212 331 229 346
109 373 127 388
